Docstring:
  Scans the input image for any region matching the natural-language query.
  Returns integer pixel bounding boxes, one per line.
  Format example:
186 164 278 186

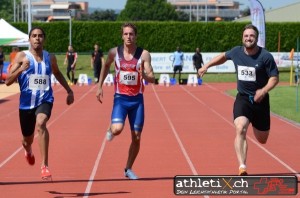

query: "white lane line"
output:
152 85 198 175
152 85 209 198
181 85 300 178
83 137 107 198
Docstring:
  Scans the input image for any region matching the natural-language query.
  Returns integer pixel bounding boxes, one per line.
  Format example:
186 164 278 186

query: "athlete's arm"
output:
101 53 105 70
96 47 116 103
141 50 155 83
5 52 29 86
254 76 279 103
198 52 227 77
51 54 74 105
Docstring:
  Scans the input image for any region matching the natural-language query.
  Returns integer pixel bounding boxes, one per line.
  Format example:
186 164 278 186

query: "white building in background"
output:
167 0 241 21
18 0 88 22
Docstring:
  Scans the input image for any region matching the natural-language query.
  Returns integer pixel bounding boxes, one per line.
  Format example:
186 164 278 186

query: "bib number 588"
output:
34 78 47 85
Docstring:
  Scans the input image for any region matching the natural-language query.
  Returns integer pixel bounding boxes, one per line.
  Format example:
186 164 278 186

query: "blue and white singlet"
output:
18 50 54 109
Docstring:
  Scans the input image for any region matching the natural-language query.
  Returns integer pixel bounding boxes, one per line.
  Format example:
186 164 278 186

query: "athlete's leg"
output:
252 98 270 144
36 113 49 166
234 116 250 168
253 128 269 144
110 123 124 136
35 103 52 167
125 130 141 170
20 109 36 153
108 94 128 137
22 135 34 152
126 96 144 170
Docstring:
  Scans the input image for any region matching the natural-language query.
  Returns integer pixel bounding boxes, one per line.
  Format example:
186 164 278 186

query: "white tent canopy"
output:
0 18 29 47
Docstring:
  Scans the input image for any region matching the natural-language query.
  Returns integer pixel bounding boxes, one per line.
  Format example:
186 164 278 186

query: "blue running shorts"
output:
111 93 144 132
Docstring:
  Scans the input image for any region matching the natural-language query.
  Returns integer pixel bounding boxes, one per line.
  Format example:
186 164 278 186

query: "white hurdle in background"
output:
104 73 114 86
78 74 89 86
159 74 170 86
187 74 198 86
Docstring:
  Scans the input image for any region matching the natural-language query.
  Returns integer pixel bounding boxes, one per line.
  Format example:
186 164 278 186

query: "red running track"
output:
0 82 299 198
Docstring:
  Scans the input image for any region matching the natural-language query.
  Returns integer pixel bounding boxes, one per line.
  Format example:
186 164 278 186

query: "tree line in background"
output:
5 22 299 54
1 0 250 22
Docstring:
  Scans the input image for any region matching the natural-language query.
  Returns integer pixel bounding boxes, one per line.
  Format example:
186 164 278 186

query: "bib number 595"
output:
123 75 136 81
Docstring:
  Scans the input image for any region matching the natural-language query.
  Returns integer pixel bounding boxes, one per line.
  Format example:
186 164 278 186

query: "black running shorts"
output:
233 93 270 131
19 102 53 137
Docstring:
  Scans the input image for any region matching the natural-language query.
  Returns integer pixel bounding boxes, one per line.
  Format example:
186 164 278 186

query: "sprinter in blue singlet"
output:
5 27 74 180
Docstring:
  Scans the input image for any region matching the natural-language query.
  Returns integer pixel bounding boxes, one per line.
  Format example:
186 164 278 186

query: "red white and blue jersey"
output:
18 50 54 109
114 46 144 96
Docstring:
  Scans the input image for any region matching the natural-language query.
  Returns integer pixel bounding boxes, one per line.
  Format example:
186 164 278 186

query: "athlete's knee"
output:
111 124 123 136
235 124 247 136
131 132 141 144
234 117 249 136
36 114 48 131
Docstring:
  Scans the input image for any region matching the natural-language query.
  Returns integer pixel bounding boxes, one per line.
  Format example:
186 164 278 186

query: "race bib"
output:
29 74 50 91
119 71 138 85
237 66 256 81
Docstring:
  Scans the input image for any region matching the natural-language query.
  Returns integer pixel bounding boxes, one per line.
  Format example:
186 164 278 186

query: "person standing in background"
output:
192 47 204 80
91 43 105 83
172 46 184 83
64 45 77 85
10 47 19 63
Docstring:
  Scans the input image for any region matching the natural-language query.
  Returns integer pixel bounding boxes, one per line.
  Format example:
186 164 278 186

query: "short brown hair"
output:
243 24 259 39
121 23 137 35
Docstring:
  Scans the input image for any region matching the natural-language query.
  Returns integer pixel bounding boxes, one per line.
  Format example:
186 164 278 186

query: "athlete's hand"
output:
20 58 29 71
66 91 74 105
254 89 267 103
96 88 104 103
198 67 207 77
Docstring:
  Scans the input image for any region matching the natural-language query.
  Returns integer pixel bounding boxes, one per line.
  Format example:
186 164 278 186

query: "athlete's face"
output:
29 29 45 50
122 27 136 45
242 28 257 49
